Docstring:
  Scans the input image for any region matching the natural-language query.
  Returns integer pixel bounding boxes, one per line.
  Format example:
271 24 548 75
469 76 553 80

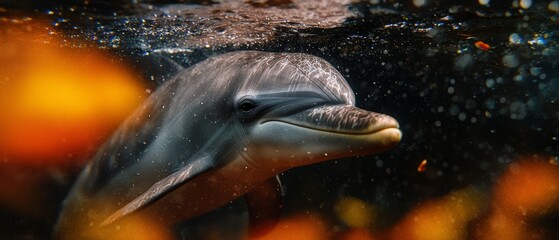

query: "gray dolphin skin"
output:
54 51 401 239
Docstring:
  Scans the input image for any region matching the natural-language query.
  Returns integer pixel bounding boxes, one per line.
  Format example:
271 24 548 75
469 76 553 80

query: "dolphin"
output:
54 51 401 239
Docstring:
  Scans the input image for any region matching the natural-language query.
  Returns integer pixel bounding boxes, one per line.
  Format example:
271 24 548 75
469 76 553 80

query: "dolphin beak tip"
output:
374 116 401 148
383 128 402 146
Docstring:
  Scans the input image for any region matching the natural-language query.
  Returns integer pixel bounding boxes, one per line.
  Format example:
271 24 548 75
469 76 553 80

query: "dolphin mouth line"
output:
259 119 399 136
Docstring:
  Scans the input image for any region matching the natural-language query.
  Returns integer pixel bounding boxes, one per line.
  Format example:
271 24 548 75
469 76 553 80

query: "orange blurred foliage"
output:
475 209 535 240
68 210 173 240
389 186 486 240
475 156 559 240
339 228 378 240
494 157 559 217
335 196 377 229
250 213 330 240
0 18 145 165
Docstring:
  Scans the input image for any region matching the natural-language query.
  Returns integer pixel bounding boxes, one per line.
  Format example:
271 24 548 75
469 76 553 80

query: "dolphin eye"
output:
239 99 256 113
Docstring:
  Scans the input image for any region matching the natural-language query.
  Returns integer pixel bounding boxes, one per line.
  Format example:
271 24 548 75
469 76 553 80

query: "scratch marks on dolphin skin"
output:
308 105 376 132
297 105 384 133
291 54 355 105
234 52 354 104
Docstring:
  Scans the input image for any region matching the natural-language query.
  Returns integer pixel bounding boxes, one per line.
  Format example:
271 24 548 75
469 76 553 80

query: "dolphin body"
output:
54 51 401 239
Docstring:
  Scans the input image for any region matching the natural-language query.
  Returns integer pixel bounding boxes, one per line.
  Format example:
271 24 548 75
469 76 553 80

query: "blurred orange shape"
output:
339 228 378 240
87 213 173 240
0 20 145 165
474 41 491 51
335 196 376 229
389 186 485 240
417 159 427 172
494 157 559 217
474 209 532 240
250 213 330 240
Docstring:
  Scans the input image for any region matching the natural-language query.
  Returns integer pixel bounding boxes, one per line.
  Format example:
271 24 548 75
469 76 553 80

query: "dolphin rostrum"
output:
54 51 401 239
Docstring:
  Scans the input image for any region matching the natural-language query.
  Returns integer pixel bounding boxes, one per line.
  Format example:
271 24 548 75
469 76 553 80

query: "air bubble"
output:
502 54 520 68
485 79 495 87
447 86 455 94
478 0 490 6
520 0 532 9
509 33 522 44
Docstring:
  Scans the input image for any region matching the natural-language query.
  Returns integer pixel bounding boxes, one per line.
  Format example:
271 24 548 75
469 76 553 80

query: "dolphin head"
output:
220 52 401 172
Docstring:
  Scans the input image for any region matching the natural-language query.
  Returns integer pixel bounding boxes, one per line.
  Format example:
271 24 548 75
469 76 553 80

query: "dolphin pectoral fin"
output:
246 176 284 237
101 156 215 226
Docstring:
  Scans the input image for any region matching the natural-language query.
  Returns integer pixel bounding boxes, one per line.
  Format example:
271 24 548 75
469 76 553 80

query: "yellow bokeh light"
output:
335 196 377 229
389 186 485 240
250 213 330 240
0 19 145 165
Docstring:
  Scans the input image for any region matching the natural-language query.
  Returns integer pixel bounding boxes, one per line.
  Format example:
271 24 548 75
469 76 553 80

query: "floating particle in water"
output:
526 98 536 108
475 41 491 51
447 86 455 94
449 104 460 116
549 1 559 12
520 0 532 9
530 67 542 76
109 35 121 48
458 112 467 121
417 159 428 172
485 99 496 109
509 101 527 120
412 0 427 7
454 54 473 69
528 35 546 45
426 28 440 38
485 78 495 88
502 54 520 68
478 0 490 6
509 33 522 44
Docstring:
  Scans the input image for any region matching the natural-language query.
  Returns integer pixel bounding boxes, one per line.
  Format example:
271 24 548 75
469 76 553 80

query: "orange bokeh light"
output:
493 157 559 217
474 208 533 240
60 205 174 240
389 186 485 240
476 156 559 240
339 228 378 240
96 216 174 240
250 213 330 240
0 19 145 165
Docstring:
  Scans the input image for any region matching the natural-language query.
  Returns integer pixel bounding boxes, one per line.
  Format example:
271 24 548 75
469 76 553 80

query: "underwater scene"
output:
1 0 558 239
